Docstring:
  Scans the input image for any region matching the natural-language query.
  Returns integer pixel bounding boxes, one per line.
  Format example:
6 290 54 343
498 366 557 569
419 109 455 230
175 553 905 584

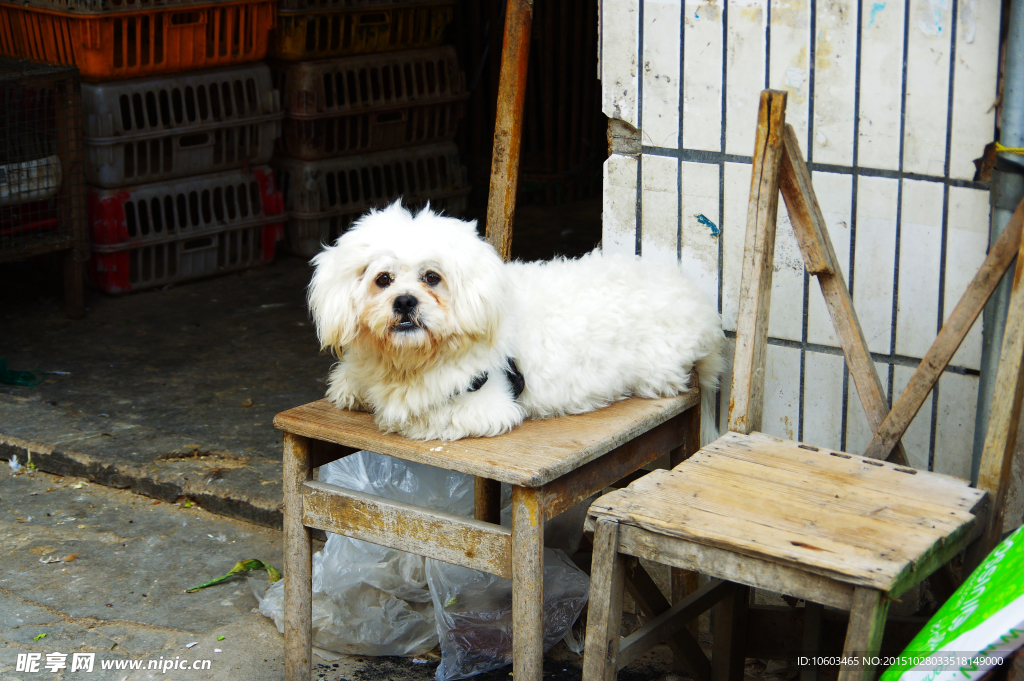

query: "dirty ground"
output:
0 420 684 681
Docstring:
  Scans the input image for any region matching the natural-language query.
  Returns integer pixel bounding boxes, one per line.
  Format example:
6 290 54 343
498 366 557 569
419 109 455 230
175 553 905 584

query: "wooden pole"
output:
477 0 533 523
485 0 533 262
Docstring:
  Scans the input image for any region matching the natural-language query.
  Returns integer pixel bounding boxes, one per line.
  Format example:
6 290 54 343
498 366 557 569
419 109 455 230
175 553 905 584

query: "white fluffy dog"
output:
308 202 725 443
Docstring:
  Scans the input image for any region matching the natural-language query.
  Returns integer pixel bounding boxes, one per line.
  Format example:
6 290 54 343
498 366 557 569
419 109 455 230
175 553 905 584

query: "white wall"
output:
599 0 1004 486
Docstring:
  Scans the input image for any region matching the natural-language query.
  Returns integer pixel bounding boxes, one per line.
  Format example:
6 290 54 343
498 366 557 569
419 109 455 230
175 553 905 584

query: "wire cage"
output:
0 57 86 314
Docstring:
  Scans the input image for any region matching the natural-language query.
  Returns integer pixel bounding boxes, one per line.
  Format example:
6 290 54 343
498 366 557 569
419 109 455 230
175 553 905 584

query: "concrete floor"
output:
0 462 685 681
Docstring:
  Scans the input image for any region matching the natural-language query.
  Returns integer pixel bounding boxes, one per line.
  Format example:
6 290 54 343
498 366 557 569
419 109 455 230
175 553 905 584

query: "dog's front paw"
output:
325 364 368 411
446 381 526 439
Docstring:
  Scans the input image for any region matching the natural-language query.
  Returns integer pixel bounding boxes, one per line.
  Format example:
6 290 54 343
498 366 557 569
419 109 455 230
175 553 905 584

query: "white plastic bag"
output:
426 548 589 681
253 450 475 657
253 450 591 672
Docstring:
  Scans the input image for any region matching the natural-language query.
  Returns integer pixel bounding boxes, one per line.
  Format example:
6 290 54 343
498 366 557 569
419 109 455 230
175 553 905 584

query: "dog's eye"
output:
375 273 392 288
423 272 441 286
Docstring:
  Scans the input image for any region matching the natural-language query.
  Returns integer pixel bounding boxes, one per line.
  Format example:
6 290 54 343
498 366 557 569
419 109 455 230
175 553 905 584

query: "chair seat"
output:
274 392 699 487
588 430 986 594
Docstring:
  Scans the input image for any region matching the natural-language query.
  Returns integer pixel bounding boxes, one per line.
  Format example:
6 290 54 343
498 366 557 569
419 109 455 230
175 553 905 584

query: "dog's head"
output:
308 201 509 363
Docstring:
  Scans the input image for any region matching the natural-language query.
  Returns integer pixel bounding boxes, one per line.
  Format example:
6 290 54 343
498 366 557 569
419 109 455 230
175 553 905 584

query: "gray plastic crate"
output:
272 46 467 160
273 141 469 257
83 64 282 188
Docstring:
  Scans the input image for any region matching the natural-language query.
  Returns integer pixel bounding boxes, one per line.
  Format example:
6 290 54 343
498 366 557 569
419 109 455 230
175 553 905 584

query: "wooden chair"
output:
275 4 709 681
581 89 1024 681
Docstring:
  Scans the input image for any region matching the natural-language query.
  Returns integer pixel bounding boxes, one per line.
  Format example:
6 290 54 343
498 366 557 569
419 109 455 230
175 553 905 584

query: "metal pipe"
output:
972 0 1024 483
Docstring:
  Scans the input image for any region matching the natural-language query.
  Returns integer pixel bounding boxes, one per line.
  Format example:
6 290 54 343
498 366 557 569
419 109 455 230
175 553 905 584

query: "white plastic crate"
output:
83 64 282 188
0 154 61 207
273 141 469 257
88 166 284 292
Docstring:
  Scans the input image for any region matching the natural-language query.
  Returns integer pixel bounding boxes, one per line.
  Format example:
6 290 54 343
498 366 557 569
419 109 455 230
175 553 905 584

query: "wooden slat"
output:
779 124 835 275
703 433 983 516
597 482 927 587
730 89 788 435
706 432 982 510
778 124 908 466
677 457 976 540
617 578 727 670
863 198 1024 461
300 480 512 578
975 202 1024 555
581 519 627 681
274 392 699 487
610 521 854 609
485 0 533 262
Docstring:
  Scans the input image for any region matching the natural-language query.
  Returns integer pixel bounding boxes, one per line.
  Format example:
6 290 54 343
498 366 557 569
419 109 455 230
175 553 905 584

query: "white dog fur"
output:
308 201 725 443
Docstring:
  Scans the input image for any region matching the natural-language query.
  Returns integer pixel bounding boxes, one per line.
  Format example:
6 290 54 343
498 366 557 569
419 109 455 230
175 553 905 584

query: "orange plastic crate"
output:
0 0 276 81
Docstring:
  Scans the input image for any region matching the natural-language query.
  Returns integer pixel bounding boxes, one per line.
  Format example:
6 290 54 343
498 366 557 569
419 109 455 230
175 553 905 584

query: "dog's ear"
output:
308 243 364 355
443 234 510 342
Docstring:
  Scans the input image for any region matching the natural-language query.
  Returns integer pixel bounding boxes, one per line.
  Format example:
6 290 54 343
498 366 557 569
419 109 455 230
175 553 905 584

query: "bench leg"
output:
511 485 545 681
712 582 748 681
283 433 313 681
838 588 889 681
583 519 627 681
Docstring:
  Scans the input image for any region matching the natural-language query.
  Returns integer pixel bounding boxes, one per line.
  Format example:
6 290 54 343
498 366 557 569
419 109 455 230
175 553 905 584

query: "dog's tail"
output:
695 351 725 447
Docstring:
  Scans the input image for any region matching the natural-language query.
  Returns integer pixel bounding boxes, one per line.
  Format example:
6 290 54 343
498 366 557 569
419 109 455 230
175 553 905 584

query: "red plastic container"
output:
88 165 283 292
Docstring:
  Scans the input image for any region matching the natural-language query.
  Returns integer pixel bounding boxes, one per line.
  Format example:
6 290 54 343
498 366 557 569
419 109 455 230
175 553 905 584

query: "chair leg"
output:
511 486 545 681
800 602 824 681
283 433 313 681
838 588 889 681
582 519 627 681
712 582 749 681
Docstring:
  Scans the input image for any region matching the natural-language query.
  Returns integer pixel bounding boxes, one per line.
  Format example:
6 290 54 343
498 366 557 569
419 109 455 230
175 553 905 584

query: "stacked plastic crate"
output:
0 58 87 315
269 0 469 257
0 0 288 292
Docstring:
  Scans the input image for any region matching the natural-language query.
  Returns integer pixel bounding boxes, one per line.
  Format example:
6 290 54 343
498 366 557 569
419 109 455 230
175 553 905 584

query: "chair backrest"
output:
730 89 1024 556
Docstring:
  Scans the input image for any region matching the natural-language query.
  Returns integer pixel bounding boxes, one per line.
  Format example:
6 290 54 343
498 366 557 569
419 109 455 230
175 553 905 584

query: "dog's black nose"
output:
393 295 418 316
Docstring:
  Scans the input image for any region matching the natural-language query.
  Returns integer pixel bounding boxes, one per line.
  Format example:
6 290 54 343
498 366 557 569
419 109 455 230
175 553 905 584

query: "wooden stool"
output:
582 432 985 681
276 391 701 681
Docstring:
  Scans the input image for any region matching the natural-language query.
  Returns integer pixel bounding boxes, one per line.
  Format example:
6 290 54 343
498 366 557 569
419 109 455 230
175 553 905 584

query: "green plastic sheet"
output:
880 526 1024 681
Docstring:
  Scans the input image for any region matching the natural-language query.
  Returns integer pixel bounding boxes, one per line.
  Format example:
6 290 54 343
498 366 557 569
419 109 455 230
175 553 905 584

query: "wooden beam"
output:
862 199 1024 461
301 480 513 578
974 202 1024 555
623 559 713 681
617 578 726 671
729 89 788 435
778 124 908 466
485 0 533 262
